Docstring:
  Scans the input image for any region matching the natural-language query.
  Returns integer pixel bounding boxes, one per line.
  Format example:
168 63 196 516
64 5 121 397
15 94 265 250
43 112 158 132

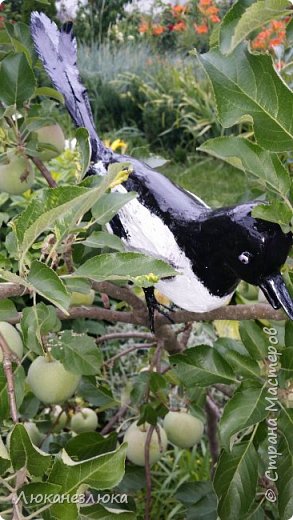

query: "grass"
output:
161 155 258 208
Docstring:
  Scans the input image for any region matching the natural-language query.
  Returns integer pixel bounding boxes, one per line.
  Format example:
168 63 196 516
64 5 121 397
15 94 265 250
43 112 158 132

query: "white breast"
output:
107 185 233 313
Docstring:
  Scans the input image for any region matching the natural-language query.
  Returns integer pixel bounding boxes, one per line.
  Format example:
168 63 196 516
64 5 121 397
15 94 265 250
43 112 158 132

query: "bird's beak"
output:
259 273 293 320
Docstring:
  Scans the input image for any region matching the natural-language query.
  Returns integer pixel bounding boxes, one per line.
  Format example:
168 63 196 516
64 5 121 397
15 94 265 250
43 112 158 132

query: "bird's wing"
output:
30 11 112 162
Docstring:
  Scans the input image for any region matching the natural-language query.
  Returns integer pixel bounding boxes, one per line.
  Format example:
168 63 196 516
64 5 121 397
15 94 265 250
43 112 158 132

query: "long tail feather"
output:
30 11 112 163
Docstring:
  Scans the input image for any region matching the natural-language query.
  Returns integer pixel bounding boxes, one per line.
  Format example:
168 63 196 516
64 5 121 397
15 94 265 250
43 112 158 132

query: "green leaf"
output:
0 53 36 106
220 0 290 55
21 303 61 355
75 252 176 283
198 45 293 152
66 432 118 461
214 338 261 379
35 86 65 104
14 167 119 267
51 330 102 375
76 127 91 180
219 382 267 451
239 321 268 360
28 261 70 313
0 365 25 420
79 504 136 520
175 481 218 520
199 137 290 197
18 482 62 507
252 201 292 230
285 321 293 346
219 0 254 54
10 424 51 477
0 299 18 321
277 440 293 519
279 406 293 455
92 192 137 225
81 231 124 252
280 347 293 377
171 346 237 387
63 277 92 294
78 378 118 408
46 445 126 519
214 441 258 520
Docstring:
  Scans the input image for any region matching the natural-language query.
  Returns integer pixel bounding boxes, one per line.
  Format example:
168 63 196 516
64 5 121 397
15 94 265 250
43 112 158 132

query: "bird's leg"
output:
143 287 174 332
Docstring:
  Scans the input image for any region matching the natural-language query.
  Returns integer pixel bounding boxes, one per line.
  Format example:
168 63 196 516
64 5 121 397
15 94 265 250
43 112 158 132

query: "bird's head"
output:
196 202 293 318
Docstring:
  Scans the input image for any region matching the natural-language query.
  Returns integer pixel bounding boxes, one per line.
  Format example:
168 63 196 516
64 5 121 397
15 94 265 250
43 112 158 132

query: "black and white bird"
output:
30 13 293 329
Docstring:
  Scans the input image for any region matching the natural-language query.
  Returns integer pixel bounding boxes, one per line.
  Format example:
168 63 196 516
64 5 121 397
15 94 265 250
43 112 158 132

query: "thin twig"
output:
97 332 155 344
144 425 155 520
205 394 220 476
30 156 57 188
0 332 19 423
92 281 146 312
178 322 193 350
104 343 156 368
101 404 129 435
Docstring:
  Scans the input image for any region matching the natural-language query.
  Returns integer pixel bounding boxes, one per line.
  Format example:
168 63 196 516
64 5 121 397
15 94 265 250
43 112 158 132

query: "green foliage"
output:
21 0 57 24
74 0 131 45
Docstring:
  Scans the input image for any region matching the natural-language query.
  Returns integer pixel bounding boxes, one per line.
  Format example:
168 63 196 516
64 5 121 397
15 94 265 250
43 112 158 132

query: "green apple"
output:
70 289 95 306
36 124 65 161
50 405 69 432
70 407 98 433
0 150 34 194
163 411 204 448
0 322 23 362
123 421 167 466
0 435 9 459
27 356 81 404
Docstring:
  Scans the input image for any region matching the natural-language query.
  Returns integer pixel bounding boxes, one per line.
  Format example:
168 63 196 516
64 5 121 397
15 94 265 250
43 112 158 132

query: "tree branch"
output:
0 332 19 423
144 425 155 520
205 394 220 476
92 281 146 313
100 404 129 435
30 157 57 188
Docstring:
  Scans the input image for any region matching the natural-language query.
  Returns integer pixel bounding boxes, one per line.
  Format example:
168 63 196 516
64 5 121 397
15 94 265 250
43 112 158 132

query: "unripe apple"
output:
163 411 204 448
0 150 34 194
36 124 65 161
27 356 81 404
0 435 9 459
70 289 95 306
50 405 69 432
123 421 167 466
70 407 98 433
0 322 23 362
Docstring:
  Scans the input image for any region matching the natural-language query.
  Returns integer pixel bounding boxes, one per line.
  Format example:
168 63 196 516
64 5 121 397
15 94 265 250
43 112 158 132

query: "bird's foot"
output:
143 287 174 332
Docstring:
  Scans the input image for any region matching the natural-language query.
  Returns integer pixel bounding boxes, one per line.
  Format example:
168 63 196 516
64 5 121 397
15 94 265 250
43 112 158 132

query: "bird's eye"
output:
238 252 252 264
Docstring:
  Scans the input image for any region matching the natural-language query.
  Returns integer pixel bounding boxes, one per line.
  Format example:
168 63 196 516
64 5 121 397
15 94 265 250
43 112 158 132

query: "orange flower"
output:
269 37 284 47
199 0 213 5
152 24 165 36
194 23 209 34
173 20 186 31
210 15 220 23
271 20 286 31
172 5 186 16
139 21 149 34
206 6 219 15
